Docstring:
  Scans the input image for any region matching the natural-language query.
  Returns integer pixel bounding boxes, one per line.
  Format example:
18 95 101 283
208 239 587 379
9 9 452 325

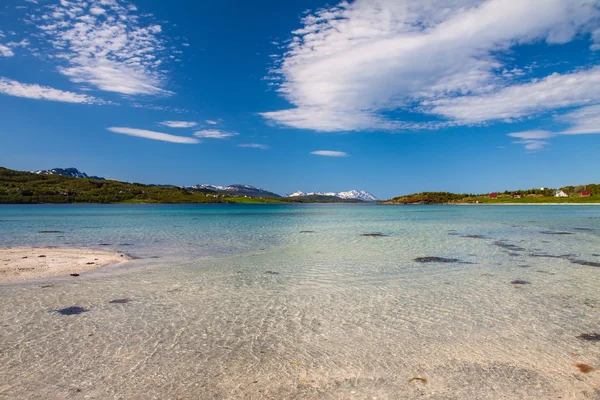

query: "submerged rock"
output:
415 257 461 263
462 235 485 239
109 298 132 304
577 332 600 341
511 280 531 285
570 259 600 268
70 273 80 277
493 241 525 251
55 306 88 316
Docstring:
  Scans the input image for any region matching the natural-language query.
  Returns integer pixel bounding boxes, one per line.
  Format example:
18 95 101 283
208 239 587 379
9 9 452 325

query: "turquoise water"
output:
1 204 600 399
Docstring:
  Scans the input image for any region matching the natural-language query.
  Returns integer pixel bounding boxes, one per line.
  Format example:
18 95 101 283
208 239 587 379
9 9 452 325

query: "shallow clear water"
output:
1 204 599 399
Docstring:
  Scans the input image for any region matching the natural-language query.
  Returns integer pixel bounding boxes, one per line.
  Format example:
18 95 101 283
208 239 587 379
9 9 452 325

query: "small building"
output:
489 192 498 199
580 190 593 197
555 190 568 198
512 193 522 199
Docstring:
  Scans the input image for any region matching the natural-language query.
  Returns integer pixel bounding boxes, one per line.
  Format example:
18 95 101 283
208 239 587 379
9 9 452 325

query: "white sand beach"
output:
0 247 129 283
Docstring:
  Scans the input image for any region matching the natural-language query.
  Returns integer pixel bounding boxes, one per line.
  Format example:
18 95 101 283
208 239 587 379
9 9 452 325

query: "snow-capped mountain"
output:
33 167 104 180
188 184 281 198
287 190 377 201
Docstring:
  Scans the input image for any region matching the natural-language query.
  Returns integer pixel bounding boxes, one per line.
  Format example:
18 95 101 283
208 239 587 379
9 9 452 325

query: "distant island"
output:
383 188 599 204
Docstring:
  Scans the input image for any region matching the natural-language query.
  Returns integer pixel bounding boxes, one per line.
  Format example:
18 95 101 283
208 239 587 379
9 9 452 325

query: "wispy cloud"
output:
194 129 238 139
507 130 554 151
507 105 600 151
107 127 199 144
0 45 13 57
238 143 269 150
428 68 600 123
205 120 218 125
0 77 99 103
507 130 555 140
159 121 197 128
0 38 28 57
31 0 175 96
311 150 348 157
262 0 600 132
559 105 600 135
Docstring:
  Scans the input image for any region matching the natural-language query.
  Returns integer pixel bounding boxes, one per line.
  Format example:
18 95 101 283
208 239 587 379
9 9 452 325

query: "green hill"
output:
384 186 600 204
0 167 281 204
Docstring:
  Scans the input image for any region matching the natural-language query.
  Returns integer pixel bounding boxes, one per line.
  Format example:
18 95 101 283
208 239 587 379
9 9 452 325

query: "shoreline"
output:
0 247 130 283
381 202 600 205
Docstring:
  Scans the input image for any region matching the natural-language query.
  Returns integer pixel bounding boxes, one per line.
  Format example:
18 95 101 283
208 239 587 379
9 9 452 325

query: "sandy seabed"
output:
0 247 129 283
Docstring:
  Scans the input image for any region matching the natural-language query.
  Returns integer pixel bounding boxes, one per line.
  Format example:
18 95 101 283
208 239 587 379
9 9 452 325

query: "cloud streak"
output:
159 121 197 128
311 150 348 157
0 77 99 103
194 129 238 139
107 127 200 144
428 68 600 123
507 105 600 150
238 143 269 150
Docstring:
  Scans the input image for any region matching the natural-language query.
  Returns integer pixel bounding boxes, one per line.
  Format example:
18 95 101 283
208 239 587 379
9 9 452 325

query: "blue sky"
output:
0 0 599 199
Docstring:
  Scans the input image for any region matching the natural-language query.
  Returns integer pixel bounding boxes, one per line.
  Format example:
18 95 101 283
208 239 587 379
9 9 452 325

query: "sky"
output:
0 0 599 199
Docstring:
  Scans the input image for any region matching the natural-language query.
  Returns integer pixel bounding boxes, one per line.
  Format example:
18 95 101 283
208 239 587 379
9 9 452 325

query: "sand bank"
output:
0 247 129 283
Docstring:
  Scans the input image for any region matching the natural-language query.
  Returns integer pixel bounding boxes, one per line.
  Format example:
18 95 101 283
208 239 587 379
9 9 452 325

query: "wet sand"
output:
0 247 129 283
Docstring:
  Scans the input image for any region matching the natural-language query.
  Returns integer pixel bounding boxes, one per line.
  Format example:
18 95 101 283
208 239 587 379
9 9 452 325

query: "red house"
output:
580 190 593 197
489 192 498 199
512 194 522 199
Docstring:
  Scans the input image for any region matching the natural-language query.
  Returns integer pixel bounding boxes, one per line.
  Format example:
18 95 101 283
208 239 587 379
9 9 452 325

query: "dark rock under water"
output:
55 306 88 316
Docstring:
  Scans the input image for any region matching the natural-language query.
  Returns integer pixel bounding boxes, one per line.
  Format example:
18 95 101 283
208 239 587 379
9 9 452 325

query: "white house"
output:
555 190 568 198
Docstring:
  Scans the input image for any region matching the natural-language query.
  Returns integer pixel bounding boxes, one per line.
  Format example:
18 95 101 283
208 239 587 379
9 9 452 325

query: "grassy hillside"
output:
384 188 599 204
0 167 283 204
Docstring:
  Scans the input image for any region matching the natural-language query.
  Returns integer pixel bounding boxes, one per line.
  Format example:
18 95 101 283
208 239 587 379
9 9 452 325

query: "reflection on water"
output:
1 204 599 399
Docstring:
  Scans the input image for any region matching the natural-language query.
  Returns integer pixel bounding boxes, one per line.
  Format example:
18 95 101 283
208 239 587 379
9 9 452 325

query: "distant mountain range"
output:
27 167 377 201
33 167 105 180
187 184 281 198
286 190 377 201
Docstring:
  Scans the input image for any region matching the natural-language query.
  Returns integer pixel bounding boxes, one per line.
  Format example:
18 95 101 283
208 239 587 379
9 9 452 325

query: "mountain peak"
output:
187 184 281 198
286 190 377 201
32 167 104 180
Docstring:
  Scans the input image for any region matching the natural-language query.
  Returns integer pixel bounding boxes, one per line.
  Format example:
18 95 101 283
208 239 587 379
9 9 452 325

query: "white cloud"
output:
507 130 555 140
310 150 348 157
0 45 13 57
0 77 99 103
428 68 600 123
0 39 28 57
205 120 218 125
507 105 600 151
107 127 200 144
31 0 175 96
159 120 197 128
507 130 555 151
194 129 238 139
513 139 551 151
559 105 600 134
262 0 600 131
238 143 269 150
